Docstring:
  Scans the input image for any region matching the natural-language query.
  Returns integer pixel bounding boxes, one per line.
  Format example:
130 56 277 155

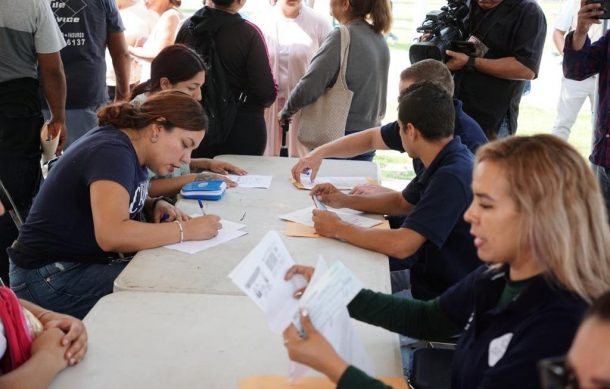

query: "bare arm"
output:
313 184 413 216
572 0 604 50
107 31 131 101
148 174 197 197
340 191 413 216
90 180 221 252
0 329 68 389
313 211 426 258
291 127 386 181
129 12 180 61
37 52 66 150
553 29 567 54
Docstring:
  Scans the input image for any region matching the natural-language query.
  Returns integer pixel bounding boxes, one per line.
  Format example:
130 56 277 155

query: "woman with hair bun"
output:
8 91 222 319
131 44 247 198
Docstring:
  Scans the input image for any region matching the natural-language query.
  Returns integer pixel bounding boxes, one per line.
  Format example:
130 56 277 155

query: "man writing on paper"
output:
310 82 480 300
291 59 486 195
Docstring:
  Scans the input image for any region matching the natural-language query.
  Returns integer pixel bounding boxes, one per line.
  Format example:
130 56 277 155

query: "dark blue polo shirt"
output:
440 265 587 389
380 98 488 160
399 137 480 300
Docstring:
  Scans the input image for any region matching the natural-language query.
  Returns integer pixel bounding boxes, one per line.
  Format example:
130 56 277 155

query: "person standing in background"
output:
259 0 332 157
279 0 391 161
106 0 159 100
128 0 182 83
44 0 131 147
550 0 600 141
0 0 66 285
176 0 277 157
564 0 610 221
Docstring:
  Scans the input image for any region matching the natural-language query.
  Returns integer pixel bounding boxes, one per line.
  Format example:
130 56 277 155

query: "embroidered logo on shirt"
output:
488 333 513 367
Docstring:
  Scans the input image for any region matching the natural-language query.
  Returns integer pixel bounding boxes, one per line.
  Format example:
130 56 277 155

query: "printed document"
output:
228 231 307 333
229 232 373 380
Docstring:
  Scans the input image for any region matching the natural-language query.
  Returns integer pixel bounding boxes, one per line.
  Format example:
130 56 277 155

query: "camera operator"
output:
445 0 546 139
563 0 610 221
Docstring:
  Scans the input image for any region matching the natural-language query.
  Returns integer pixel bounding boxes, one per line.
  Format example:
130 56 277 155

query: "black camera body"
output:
409 0 470 64
586 0 610 19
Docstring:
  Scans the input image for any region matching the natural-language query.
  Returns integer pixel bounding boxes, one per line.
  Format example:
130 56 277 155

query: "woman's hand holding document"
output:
228 232 373 381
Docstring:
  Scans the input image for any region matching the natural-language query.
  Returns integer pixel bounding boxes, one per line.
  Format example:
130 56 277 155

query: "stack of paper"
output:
164 219 247 254
228 232 373 381
279 206 383 229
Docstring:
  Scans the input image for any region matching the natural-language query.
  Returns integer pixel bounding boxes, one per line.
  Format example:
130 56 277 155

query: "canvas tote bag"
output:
297 26 353 149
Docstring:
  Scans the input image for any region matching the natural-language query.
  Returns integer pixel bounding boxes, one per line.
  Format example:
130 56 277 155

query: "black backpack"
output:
186 16 244 147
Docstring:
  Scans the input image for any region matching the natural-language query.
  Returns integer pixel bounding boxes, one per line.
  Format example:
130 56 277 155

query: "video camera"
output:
409 0 470 64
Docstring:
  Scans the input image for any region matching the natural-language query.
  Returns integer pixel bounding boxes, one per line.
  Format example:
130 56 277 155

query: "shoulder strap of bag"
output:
336 25 350 90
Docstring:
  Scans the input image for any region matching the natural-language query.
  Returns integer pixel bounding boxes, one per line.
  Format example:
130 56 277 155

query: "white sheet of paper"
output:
227 174 272 188
300 175 370 190
228 231 307 333
292 259 363 335
279 206 382 228
288 258 373 381
164 218 247 254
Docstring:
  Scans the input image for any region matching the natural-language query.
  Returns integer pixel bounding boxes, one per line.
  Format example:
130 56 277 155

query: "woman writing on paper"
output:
279 0 391 160
258 0 332 156
9 92 222 319
131 44 247 198
282 135 610 388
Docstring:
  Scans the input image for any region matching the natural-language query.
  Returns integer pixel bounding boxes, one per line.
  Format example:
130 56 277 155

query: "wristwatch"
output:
465 56 477 72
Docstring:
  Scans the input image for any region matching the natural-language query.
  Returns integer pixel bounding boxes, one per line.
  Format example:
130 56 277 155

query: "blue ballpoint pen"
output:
197 199 206 216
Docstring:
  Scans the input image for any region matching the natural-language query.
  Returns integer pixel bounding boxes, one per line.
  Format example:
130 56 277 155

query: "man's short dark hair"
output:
400 59 454 95
398 81 455 140
585 291 610 322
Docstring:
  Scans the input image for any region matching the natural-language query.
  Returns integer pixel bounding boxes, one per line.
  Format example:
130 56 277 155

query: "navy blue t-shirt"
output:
49 0 124 108
380 98 487 163
400 137 480 299
439 265 586 389
10 125 148 268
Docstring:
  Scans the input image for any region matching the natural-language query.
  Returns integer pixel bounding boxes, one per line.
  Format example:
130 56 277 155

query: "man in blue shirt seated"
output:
291 58 487 195
310 81 480 300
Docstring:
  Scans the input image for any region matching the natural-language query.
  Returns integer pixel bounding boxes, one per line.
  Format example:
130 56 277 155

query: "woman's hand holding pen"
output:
184 215 222 240
310 183 348 209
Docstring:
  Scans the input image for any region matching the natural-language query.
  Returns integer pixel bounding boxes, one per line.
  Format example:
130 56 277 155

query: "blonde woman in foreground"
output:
283 134 610 388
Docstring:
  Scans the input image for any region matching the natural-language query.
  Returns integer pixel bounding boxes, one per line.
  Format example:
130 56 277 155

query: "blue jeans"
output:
592 163 610 223
9 260 128 319
497 115 511 138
